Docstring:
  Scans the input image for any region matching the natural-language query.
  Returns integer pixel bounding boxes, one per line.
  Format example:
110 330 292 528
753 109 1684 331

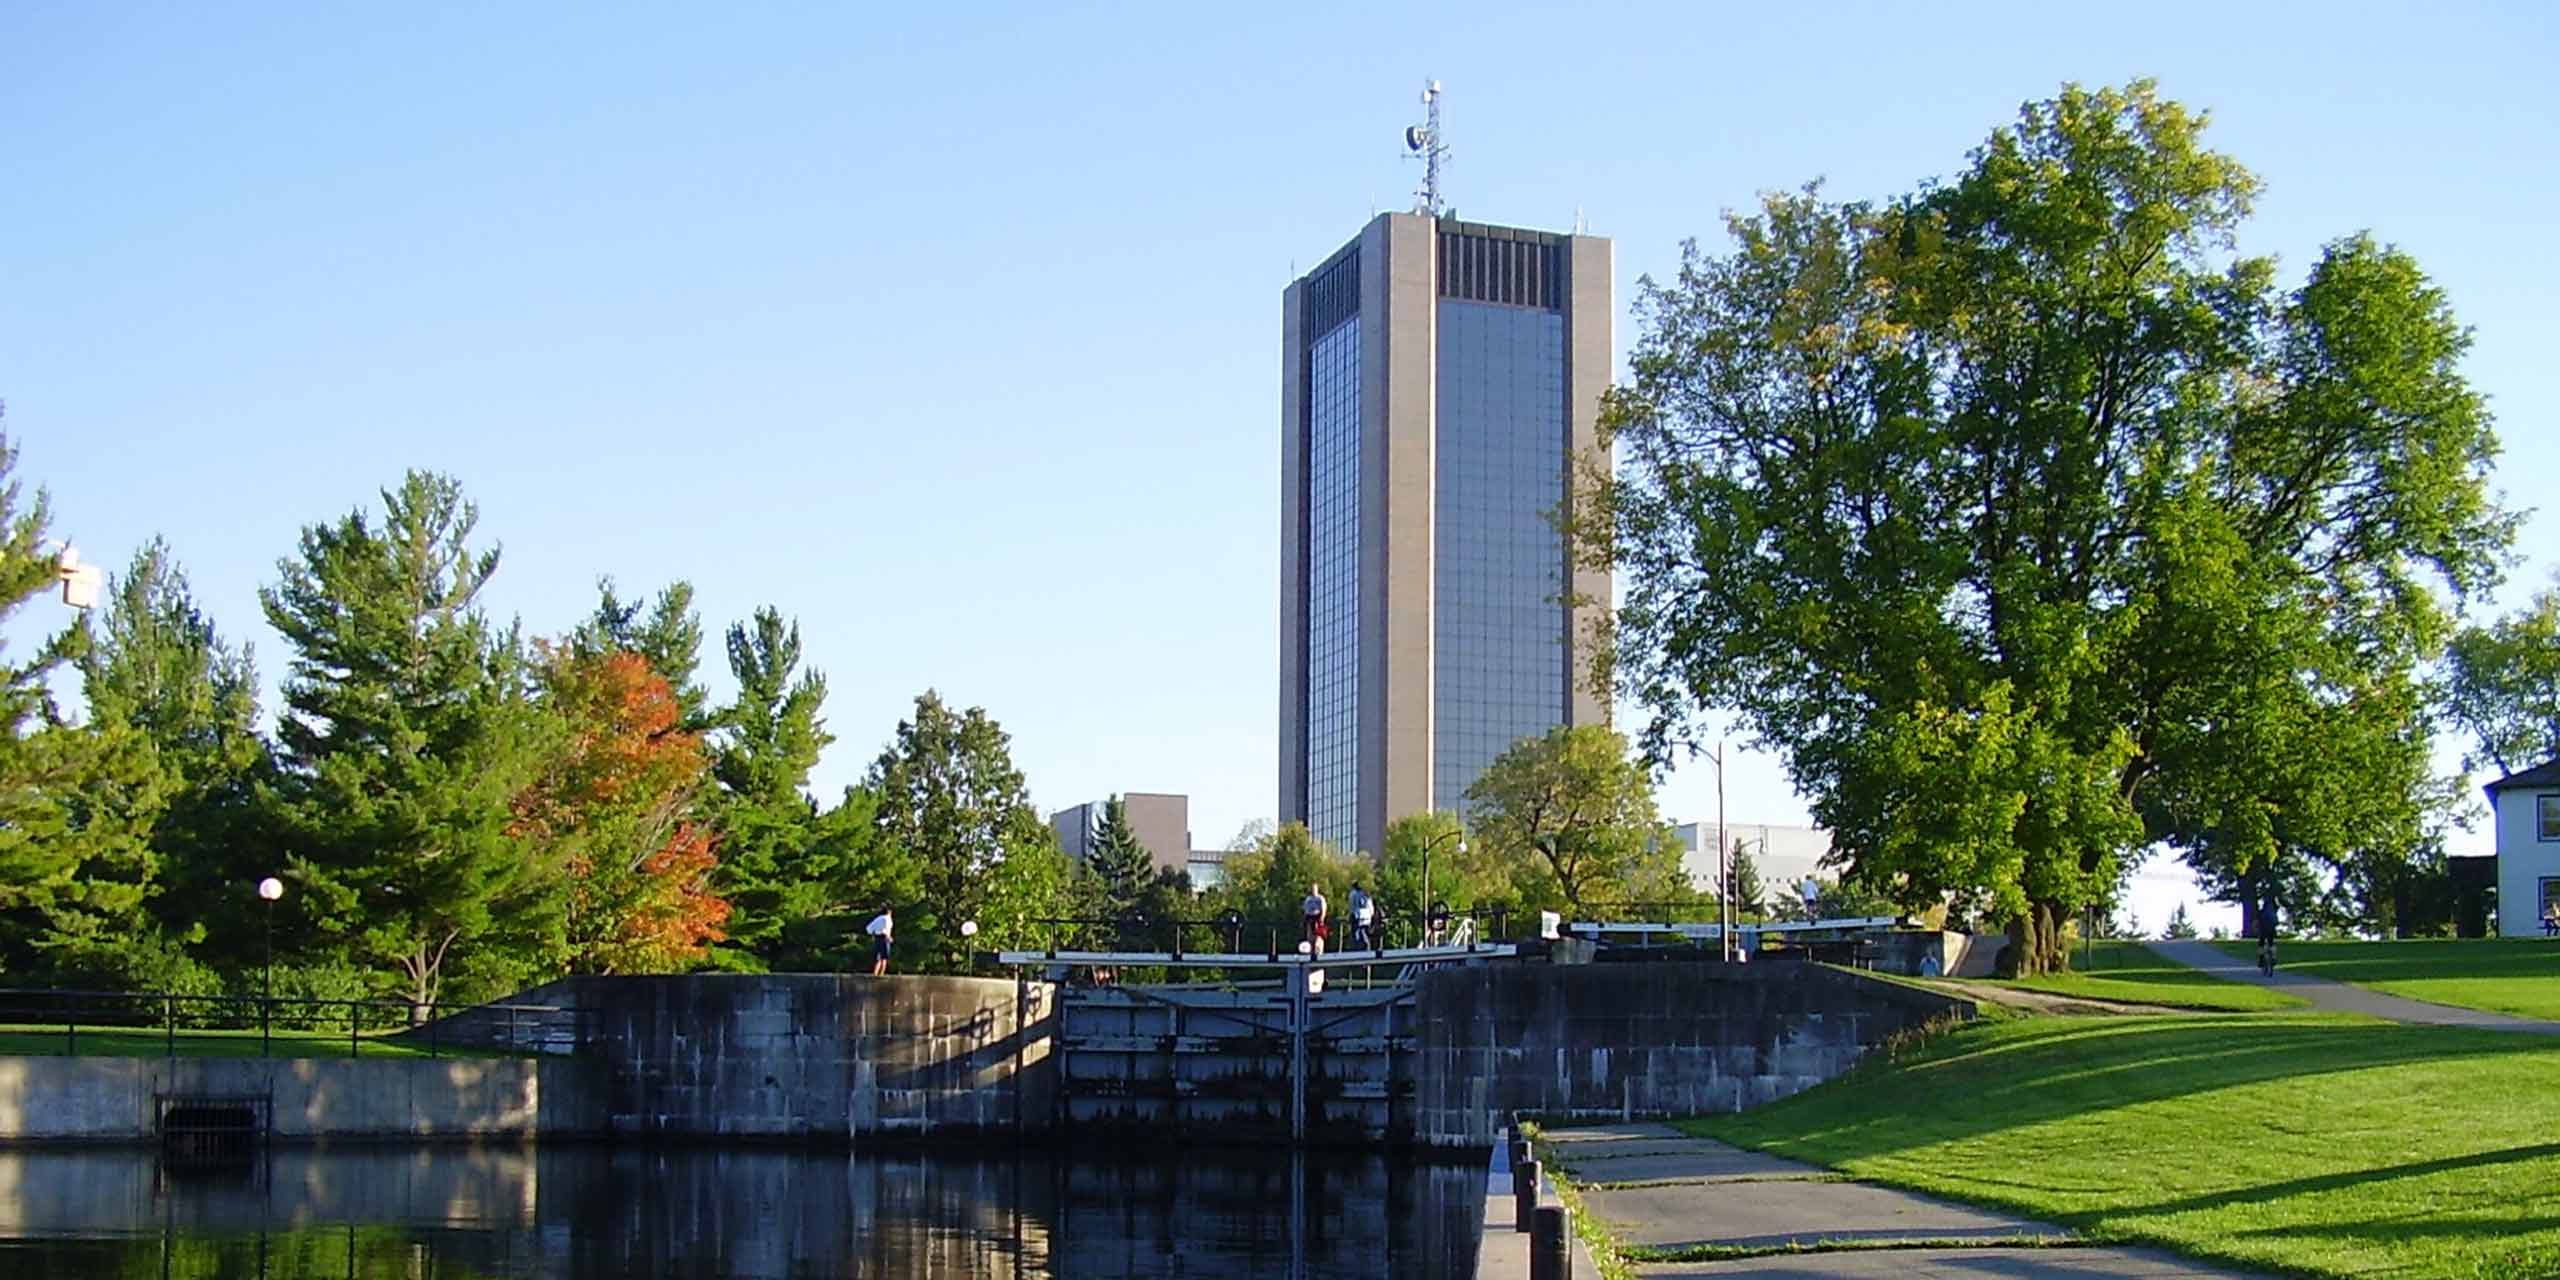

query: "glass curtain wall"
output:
1306 315 1362 852
1431 298 1567 810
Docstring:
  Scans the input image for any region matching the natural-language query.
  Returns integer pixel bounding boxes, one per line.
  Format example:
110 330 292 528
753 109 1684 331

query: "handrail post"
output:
165 993 176 1058
262 992 272 1058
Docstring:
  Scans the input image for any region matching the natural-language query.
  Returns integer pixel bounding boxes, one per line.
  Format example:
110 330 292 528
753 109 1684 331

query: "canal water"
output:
0 1146 1488 1278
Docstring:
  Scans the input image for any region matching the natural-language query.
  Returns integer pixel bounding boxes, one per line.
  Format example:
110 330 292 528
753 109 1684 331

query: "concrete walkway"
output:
2144 939 2560 1033
1531 1123 2266 1279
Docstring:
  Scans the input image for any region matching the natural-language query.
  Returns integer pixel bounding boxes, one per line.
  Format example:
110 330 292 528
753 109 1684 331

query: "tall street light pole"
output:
257 876 284 1052
1710 740 1733 962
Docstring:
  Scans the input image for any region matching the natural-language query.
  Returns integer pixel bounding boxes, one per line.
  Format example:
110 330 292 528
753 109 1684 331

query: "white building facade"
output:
2487 759 2560 937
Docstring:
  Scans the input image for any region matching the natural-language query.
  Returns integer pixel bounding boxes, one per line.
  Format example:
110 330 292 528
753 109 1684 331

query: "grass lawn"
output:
1940 939 2307 1012
0 1023 511 1060
1678 1013 2560 1279
2211 937 2560 1021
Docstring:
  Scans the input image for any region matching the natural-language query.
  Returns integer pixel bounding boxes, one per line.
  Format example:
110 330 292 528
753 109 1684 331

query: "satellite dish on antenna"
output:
1406 125 1429 152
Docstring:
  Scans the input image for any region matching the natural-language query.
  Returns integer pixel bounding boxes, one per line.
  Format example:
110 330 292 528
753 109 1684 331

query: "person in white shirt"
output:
1302 883 1328 957
866 906 895 976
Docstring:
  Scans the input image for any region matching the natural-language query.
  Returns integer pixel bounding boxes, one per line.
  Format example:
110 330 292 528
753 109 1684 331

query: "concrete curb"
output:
1475 1133 1604 1279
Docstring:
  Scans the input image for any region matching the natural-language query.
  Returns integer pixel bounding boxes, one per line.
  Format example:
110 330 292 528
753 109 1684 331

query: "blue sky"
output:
6 2 2553 936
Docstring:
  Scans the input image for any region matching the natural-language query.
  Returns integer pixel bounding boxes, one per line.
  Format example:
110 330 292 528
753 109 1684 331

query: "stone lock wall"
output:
0 1055 602 1143
1408 958 1970 1147
577 974 1057 1142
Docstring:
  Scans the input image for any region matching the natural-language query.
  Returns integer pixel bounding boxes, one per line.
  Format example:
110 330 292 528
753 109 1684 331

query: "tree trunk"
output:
2003 901 2070 976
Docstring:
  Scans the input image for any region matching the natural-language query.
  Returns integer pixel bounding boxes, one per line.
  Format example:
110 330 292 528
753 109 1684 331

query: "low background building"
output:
1050 792 1219 888
1671 821 1834 910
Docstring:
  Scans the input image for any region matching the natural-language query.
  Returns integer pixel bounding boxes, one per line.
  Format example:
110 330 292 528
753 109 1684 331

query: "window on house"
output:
2542 878 2560 930
2541 795 2560 841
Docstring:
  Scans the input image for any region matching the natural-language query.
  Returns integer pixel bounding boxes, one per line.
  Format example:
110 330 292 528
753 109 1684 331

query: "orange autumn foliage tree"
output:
516 648 730 973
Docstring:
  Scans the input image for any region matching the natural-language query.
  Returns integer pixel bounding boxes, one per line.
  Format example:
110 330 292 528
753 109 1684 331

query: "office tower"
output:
1279 212 1612 859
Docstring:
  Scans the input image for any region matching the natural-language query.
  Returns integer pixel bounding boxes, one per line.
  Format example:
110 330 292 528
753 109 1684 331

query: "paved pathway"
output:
2144 939 2560 1033
1527 1123 2265 1278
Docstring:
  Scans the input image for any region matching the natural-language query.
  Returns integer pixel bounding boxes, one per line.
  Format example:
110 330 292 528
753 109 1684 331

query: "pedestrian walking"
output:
1302 883 1329 957
1348 883 1377 951
867 906 895 976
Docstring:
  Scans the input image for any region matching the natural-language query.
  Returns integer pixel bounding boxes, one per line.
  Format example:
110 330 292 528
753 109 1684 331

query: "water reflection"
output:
0 1145 1484 1278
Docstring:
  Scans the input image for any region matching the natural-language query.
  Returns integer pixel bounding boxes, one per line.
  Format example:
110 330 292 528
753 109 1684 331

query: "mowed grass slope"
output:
1680 1014 2560 1279
2212 938 2560 1021
0 1024 510 1060
1983 940 2306 1012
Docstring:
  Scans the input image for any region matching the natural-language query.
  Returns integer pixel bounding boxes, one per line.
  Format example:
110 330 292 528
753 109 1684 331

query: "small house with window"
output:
2487 758 2560 937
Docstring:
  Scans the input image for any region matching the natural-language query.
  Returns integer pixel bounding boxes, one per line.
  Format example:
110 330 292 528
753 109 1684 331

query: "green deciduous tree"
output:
2447 580 2560 777
1464 725 1683 916
1577 82 2511 972
1212 821 1356 948
866 691 1067 971
260 471 565 1009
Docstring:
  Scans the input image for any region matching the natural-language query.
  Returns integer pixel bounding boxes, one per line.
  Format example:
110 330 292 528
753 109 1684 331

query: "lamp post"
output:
1419 828 1464 948
256 876 284 1052
1706 740 1736 961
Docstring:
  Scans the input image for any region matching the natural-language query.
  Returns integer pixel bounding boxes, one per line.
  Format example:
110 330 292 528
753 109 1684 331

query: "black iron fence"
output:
0 988 593 1059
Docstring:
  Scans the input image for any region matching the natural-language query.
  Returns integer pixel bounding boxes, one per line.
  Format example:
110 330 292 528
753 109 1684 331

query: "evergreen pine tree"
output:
2163 903 2200 940
260 472 564 1010
705 607 833 967
56 540 265 988
1728 841 1767 919
1086 795 1156 923
0 428 172 985
581 578 709 728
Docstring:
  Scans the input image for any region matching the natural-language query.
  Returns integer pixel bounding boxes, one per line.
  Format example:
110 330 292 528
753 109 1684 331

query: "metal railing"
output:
1017 906 1514 962
0 988 593 1059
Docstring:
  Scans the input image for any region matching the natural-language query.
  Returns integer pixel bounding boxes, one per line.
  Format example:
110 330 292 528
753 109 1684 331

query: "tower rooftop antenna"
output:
1404 80 1449 218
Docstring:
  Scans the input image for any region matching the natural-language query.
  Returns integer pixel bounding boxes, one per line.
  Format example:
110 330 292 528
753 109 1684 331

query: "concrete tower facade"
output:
1279 212 1612 859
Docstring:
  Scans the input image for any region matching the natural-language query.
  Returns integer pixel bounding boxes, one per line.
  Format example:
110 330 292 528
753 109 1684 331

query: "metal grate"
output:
1436 226 1561 310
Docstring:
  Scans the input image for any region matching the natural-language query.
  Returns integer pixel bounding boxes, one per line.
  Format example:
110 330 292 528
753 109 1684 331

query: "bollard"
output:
1530 1204 1572 1280
1513 1158 1540 1232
